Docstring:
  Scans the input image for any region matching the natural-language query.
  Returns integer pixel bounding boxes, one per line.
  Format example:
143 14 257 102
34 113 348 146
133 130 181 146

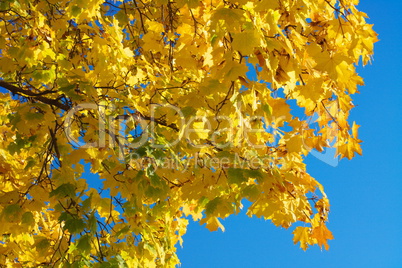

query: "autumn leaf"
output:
0 0 376 265
311 223 334 250
293 226 313 251
200 216 226 232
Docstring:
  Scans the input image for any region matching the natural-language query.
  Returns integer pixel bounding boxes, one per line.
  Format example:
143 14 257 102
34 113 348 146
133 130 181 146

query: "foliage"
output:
0 0 376 266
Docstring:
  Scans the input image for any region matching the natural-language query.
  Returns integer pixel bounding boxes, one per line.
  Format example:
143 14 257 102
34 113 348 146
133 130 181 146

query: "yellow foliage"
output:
0 0 376 266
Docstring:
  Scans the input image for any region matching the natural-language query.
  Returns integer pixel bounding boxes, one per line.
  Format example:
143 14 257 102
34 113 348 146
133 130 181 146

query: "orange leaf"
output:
311 223 334 250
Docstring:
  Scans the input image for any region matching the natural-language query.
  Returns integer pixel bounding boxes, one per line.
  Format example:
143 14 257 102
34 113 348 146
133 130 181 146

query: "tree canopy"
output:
0 0 376 266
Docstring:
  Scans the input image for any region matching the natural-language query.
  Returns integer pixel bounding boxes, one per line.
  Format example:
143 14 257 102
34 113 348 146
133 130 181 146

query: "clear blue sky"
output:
0 1 399 267
177 1 402 267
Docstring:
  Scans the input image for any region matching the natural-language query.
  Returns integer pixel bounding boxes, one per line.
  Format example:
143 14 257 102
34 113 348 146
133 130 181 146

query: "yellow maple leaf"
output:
200 217 225 232
311 223 334 250
232 30 260 55
293 226 313 251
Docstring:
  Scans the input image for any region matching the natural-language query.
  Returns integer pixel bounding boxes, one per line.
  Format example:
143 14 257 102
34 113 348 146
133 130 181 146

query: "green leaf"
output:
205 197 221 216
109 255 128 267
2 204 21 222
21 211 35 225
50 183 76 198
24 157 36 170
88 212 97 233
59 84 76 94
244 169 263 180
181 106 196 118
71 258 92 268
99 263 113 268
262 103 273 116
115 226 130 239
149 172 163 188
198 196 209 207
35 237 50 252
64 218 86 234
145 185 163 199
59 211 73 222
115 10 128 24
242 185 259 200
7 134 32 154
134 146 147 158
210 34 218 46
7 47 19 58
71 5 81 17
77 234 91 255
26 111 44 121
227 168 246 184
82 195 92 211
32 70 43 80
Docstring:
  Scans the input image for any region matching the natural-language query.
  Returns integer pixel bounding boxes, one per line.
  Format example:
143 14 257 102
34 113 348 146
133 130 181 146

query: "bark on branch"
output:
1 81 180 131
0 81 70 111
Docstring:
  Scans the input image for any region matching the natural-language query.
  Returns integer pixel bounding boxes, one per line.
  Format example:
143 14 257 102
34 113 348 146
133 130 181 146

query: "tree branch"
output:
118 113 179 131
0 80 71 110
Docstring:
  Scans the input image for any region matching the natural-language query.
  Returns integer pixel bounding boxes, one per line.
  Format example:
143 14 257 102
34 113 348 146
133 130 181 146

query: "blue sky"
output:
0 1 399 267
177 1 402 267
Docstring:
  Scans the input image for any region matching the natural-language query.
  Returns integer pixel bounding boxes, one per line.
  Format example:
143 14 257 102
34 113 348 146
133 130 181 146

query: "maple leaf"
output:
0 0 376 265
293 226 313 251
200 217 226 232
311 223 334 250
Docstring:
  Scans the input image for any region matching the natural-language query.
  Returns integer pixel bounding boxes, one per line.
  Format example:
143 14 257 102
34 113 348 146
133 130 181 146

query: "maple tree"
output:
0 0 377 266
